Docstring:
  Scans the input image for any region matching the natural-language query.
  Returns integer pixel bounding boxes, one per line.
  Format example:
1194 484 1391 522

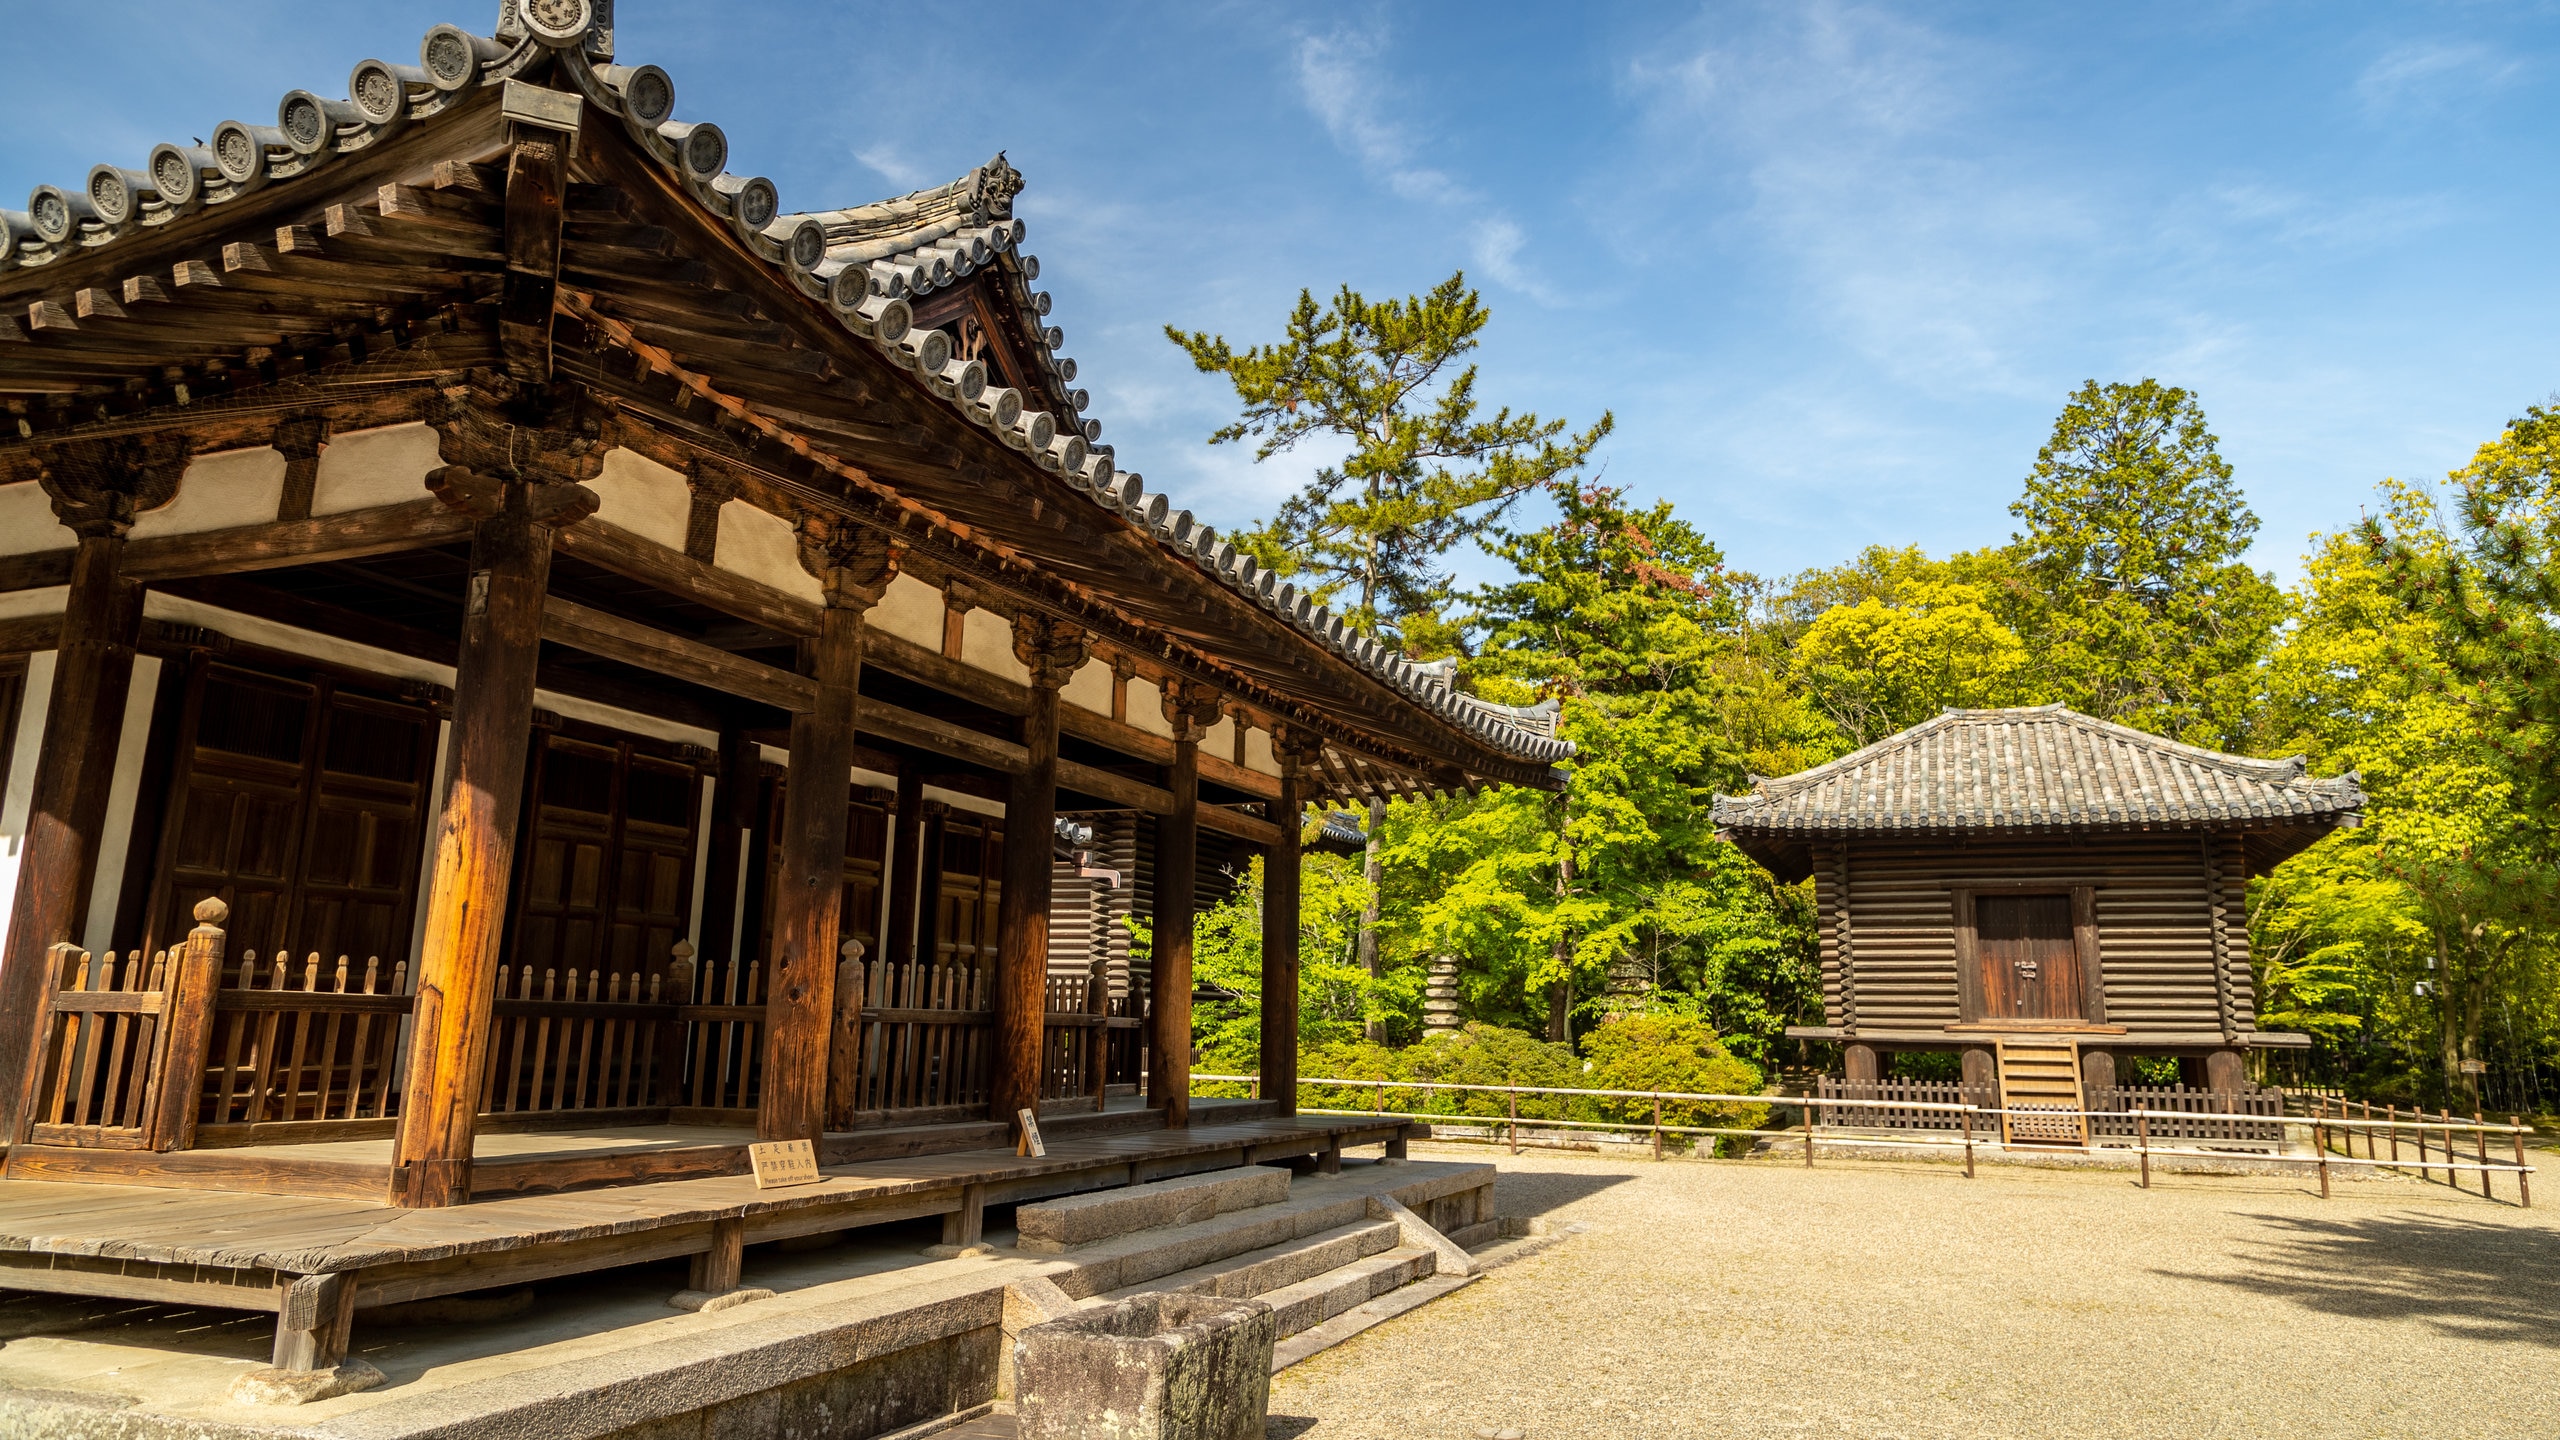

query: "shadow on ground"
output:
1484 1165 1632 1223
2165 1209 2560 1345
1266 1417 1320 1437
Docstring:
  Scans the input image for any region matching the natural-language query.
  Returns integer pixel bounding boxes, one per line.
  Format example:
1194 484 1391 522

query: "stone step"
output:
1271 1270 1478 1371
1015 1165 1291 1253
1103 1219 1403 1306
1251 1245 1439 1338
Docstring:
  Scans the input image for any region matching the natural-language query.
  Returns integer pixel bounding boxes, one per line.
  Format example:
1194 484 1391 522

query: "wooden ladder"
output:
1995 1039 2088 1146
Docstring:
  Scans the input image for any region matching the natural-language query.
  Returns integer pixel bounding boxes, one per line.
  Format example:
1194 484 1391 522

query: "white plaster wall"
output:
0 652 56 963
867 573 942 651
0 483 73 555
1126 677 1172 737
1244 726 1280 777
715 500 822 604
313 422 440 515
83 657 163 954
1062 659 1112 716
592 448 690 551
1202 716 1237 763
130 447 283 540
0 587 67 621
961 607 1029 685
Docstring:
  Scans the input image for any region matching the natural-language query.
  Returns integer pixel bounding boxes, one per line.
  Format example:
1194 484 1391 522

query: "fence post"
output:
2387 1104 2399 1168
2313 1119 2331 1199
2475 1110 2491 1200
1652 1093 1663 1162
1249 1074 1259 1101
1960 1104 1974 1179
1507 1088 1518 1155
2137 1109 2150 1190
1804 1088 1815 1168
2513 1116 2530 1210
148 898 230 1152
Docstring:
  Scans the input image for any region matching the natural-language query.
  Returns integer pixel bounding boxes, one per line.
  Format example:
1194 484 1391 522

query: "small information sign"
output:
2460 1059 2488 1075
749 1138 821 1189
1016 1108 1046 1158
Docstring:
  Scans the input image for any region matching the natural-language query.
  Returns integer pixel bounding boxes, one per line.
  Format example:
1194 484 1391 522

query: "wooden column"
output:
0 437 182 1136
885 768 927 964
761 523 900 1144
695 723 760 969
992 615 1089 1133
391 470 595 1208
1843 1042 1879 1083
1150 682 1223 1128
1260 734 1316 1118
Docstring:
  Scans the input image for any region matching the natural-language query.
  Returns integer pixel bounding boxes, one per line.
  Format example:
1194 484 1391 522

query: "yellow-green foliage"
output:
1577 1012 1768 1130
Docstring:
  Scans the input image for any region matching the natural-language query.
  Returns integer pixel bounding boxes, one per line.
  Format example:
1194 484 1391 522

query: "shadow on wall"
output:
2162 1211 2560 1347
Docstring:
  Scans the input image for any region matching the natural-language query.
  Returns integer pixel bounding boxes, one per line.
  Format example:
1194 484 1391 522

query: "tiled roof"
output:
0 8 1571 770
1711 706 2363 834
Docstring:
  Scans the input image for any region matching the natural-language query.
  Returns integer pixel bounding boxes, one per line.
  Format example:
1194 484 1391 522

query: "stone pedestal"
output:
1015 1292 1275 1440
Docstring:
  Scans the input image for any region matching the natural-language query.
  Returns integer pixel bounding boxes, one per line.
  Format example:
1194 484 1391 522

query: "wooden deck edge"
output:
0 1145 390 1201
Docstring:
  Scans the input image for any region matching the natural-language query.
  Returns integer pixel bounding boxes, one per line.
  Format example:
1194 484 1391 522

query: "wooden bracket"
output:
500 134 567 382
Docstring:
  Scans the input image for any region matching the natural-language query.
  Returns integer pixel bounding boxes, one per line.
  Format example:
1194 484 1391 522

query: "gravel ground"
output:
1270 1142 2560 1439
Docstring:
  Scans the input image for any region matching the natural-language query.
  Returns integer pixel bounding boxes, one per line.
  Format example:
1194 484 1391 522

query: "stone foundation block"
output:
1015 1292 1275 1440
226 1359 384 1406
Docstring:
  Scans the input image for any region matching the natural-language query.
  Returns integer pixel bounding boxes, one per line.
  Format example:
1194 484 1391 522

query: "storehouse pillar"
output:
0 438 184 1136
992 615 1088 1135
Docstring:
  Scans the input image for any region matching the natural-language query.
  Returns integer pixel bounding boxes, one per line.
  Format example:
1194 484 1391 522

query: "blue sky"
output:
6 2 2554 588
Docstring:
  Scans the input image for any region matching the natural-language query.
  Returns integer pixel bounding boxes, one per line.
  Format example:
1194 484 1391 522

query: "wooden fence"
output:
483 961 681 1118
199 949 409 1141
20 945 177 1149
1817 1078 1996 1129
837 955 990 1115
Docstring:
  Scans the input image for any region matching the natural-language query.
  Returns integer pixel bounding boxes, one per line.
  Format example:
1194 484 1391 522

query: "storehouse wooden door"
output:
1976 894 2082 1021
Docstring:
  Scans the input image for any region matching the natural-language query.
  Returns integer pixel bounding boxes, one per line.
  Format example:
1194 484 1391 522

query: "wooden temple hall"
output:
0 2 1567 1382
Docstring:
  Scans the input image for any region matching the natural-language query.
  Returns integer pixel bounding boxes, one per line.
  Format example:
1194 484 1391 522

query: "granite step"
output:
1015 1164 1292 1253
1250 1245 1439 1338
1100 1219 1403 1306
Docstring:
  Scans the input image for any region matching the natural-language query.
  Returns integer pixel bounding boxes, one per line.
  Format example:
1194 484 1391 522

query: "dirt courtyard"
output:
1270 1142 2560 1439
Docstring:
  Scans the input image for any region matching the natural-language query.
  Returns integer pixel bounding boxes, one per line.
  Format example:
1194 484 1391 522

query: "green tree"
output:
1166 272 1613 639
2263 487 2560 1105
1791 578 2030 747
2008 380 2282 748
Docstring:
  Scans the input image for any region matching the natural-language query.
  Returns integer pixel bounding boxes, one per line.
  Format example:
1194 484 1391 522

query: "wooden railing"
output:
1817 1078 1996 1129
482 958 684 1118
678 945 762 1114
1041 975 1103 1103
1106 979 1148 1088
839 954 990 1115
21 899 228 1151
198 947 409 1142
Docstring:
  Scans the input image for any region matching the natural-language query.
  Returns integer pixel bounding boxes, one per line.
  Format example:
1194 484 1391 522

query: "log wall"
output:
1815 832 2256 1043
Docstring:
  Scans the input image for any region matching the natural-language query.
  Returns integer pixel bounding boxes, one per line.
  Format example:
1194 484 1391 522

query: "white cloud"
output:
2355 40 2526 112
1289 24 1556 301
852 141 927 190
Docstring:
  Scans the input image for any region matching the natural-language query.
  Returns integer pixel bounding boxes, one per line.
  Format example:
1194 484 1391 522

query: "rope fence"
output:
1191 1072 2539 1205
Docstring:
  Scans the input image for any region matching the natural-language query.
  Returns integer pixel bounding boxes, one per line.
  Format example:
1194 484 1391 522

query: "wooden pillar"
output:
1843 1042 1879 1084
992 615 1088 1134
695 723 759 969
885 768 927 965
1260 735 1316 1118
1150 682 1222 1128
391 471 594 1208
2081 1047 2118 1092
760 523 899 1144
2204 1047 2244 1095
0 438 182 1137
1961 1045 1996 1091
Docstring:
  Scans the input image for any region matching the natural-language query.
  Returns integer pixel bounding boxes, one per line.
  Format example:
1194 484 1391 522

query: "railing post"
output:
1961 1104 1974 1179
2513 1116 2530 1209
2313 1118 2331 1199
1652 1092 1663 1161
2137 1109 2150 1190
2475 1110 2491 1199
148 898 230 1151
1804 1087 1815 1168
1507 1087 1518 1155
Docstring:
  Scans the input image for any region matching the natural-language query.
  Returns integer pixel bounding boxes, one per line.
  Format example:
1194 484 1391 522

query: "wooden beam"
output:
501 135 566 381
1199 805 1283 848
125 499 473 581
541 595 808 713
